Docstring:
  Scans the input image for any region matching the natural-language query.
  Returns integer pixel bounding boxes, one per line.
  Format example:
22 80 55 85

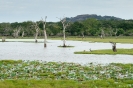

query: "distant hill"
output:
67 14 123 22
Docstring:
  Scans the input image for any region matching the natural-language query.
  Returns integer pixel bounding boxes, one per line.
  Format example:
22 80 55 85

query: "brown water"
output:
0 39 133 64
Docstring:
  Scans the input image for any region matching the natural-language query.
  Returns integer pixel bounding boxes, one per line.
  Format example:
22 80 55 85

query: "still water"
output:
0 39 133 64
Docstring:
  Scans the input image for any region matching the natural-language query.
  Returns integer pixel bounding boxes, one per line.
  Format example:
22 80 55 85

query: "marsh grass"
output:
74 49 133 55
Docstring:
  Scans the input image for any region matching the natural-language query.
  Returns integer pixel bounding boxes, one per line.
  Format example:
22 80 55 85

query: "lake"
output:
0 39 133 64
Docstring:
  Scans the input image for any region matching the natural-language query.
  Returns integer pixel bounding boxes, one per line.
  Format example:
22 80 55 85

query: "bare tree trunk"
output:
2 37 6 42
41 16 47 47
63 29 66 46
44 29 47 47
2 25 9 42
62 20 66 47
16 26 21 38
110 41 117 52
114 29 118 39
13 26 21 38
34 22 39 43
81 32 84 40
109 27 113 37
13 30 17 38
58 17 69 47
109 31 112 37
22 31 24 38
100 34 103 39
35 33 38 43
101 29 105 39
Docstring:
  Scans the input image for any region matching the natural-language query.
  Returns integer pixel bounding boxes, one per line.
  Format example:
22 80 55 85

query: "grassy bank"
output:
74 49 133 55
1 36 133 43
1 79 133 88
0 60 133 87
49 36 133 43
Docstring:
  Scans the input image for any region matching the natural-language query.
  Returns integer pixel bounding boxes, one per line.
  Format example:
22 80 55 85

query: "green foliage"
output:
117 28 124 36
1 18 133 37
69 22 85 36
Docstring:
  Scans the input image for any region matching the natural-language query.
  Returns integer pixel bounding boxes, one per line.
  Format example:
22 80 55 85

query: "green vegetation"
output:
74 49 133 55
1 18 133 38
1 16 133 87
1 79 133 88
0 60 133 87
4 36 117 44
50 36 133 44
0 60 22 65
2 36 133 44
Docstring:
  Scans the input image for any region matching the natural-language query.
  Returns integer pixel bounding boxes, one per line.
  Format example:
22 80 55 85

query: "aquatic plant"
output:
0 60 133 82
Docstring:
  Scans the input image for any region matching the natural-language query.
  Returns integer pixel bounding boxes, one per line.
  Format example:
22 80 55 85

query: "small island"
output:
58 45 74 48
74 49 133 55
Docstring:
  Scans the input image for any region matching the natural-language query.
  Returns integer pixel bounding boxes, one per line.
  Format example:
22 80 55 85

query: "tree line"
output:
0 18 133 38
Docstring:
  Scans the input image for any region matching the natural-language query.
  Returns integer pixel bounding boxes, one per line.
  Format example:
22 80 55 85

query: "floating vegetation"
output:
0 60 133 82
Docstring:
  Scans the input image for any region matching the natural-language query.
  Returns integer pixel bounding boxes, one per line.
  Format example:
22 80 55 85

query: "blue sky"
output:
0 0 133 23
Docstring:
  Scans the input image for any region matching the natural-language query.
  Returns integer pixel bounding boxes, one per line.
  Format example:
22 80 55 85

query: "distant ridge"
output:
67 14 123 22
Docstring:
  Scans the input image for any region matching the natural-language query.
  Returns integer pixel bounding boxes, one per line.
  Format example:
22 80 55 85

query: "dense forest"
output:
0 15 133 38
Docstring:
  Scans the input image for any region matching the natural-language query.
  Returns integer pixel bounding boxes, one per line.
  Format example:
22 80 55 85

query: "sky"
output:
0 0 133 23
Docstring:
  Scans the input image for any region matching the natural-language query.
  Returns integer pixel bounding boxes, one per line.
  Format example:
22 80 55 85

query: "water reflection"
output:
0 39 133 64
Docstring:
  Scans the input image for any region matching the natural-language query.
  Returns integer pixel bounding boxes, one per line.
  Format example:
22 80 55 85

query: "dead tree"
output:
16 26 21 38
101 28 105 39
108 27 113 37
13 30 16 38
81 31 85 40
2 29 7 42
22 31 25 38
114 29 118 38
108 27 112 37
58 17 69 47
110 41 117 52
41 16 47 47
13 26 22 38
2 25 10 42
34 22 40 43
20 27 25 38
2 37 6 42
109 30 113 37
